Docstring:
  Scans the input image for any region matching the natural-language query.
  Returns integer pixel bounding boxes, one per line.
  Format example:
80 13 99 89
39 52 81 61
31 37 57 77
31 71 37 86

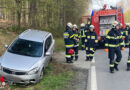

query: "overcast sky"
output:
92 0 121 9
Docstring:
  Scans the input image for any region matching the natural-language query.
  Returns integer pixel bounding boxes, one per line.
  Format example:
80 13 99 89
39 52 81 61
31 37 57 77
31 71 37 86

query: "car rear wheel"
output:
50 56 53 62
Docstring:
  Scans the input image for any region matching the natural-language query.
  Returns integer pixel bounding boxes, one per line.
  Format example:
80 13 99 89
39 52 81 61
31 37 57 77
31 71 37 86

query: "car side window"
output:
45 36 52 54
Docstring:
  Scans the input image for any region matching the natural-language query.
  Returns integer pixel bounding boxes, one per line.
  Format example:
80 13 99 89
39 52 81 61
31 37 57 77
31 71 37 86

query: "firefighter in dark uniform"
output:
85 25 98 61
125 24 129 47
80 23 86 50
105 21 125 73
126 25 130 71
64 22 74 63
85 18 91 31
72 24 80 61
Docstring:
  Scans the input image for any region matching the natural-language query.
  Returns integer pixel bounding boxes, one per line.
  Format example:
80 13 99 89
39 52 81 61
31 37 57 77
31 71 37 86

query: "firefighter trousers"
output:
125 36 129 47
65 47 73 62
86 47 95 60
108 47 122 71
81 37 85 49
127 46 130 68
72 46 79 60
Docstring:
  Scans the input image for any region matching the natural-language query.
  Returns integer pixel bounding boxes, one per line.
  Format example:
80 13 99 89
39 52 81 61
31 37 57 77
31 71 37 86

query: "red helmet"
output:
68 49 74 55
0 76 4 82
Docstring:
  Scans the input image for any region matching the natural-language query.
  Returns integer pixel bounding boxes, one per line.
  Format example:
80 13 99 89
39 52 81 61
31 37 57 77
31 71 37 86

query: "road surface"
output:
95 48 130 90
54 49 130 90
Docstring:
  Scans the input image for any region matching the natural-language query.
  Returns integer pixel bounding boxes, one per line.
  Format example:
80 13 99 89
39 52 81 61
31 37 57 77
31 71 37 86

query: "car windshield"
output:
8 39 43 57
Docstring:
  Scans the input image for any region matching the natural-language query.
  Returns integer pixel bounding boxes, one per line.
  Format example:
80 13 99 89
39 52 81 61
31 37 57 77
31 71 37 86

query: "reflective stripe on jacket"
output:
105 28 124 48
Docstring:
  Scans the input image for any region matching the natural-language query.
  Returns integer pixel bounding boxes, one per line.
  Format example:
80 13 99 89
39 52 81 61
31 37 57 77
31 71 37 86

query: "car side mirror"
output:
45 52 51 56
4 44 8 48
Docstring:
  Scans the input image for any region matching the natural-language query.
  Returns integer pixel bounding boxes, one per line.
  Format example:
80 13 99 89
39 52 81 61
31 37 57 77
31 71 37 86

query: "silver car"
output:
0 29 55 84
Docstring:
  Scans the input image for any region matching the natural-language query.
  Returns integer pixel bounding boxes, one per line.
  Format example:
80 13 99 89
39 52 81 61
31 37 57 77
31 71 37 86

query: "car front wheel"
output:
37 68 44 83
40 68 44 80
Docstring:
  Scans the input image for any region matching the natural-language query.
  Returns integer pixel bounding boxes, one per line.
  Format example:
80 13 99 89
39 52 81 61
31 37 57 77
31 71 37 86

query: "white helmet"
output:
73 24 78 28
67 22 73 28
89 25 94 29
80 23 85 27
112 21 119 27
126 23 129 27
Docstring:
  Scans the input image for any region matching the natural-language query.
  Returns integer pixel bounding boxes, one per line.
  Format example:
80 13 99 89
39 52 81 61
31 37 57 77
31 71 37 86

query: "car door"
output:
48 35 54 56
44 36 51 67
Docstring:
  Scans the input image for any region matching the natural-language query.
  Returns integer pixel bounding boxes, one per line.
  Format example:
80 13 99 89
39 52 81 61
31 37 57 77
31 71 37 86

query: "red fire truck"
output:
81 5 125 46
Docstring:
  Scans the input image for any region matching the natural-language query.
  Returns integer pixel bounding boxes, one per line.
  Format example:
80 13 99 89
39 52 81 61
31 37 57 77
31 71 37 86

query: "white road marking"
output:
91 58 98 90
92 58 95 63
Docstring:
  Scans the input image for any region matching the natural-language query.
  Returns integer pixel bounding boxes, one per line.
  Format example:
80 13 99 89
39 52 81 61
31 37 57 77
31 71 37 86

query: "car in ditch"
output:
0 29 55 84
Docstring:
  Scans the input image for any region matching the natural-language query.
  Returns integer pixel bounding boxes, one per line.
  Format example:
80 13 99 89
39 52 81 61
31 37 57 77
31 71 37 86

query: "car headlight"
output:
27 67 39 75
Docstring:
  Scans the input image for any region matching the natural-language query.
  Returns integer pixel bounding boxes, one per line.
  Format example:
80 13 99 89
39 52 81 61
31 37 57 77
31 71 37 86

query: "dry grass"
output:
0 30 17 55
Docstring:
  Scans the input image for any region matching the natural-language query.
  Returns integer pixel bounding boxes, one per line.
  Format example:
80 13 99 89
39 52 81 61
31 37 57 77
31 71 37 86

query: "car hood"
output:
1 51 40 71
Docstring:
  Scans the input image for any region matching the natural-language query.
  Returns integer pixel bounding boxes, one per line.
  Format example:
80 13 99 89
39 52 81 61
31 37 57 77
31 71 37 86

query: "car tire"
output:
50 50 54 62
40 68 44 80
37 68 44 83
50 56 53 62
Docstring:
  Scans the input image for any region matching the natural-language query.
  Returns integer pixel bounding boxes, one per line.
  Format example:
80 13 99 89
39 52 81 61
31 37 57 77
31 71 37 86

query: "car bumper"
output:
0 70 40 84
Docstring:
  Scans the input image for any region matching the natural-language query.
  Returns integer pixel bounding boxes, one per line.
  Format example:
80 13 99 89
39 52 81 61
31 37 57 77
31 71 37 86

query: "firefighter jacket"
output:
80 27 87 38
125 26 129 36
119 28 125 38
73 30 80 47
125 27 130 46
124 27 129 46
64 26 74 48
105 28 124 48
85 31 98 48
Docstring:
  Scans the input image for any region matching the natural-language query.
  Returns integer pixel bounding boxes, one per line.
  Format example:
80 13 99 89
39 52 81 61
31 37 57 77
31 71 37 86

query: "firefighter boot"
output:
66 60 70 63
71 56 74 60
110 67 114 73
127 63 130 71
75 56 78 61
89 57 93 61
86 57 89 61
69 60 73 63
114 63 119 71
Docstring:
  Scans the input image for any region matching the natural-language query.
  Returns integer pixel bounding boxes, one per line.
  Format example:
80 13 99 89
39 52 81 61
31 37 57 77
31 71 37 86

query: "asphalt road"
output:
95 48 130 90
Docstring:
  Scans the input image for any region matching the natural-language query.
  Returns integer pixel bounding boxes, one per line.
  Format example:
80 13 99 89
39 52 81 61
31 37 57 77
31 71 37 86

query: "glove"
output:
104 48 108 52
122 47 125 51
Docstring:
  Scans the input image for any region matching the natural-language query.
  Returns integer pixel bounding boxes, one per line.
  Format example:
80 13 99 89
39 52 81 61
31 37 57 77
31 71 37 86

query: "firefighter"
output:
126 25 130 71
85 25 98 61
72 24 80 61
64 22 74 63
85 18 91 31
80 23 86 50
125 24 129 47
104 21 125 73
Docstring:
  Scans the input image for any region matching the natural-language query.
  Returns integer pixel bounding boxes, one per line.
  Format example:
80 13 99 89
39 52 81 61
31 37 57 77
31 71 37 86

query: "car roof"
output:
19 29 50 42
